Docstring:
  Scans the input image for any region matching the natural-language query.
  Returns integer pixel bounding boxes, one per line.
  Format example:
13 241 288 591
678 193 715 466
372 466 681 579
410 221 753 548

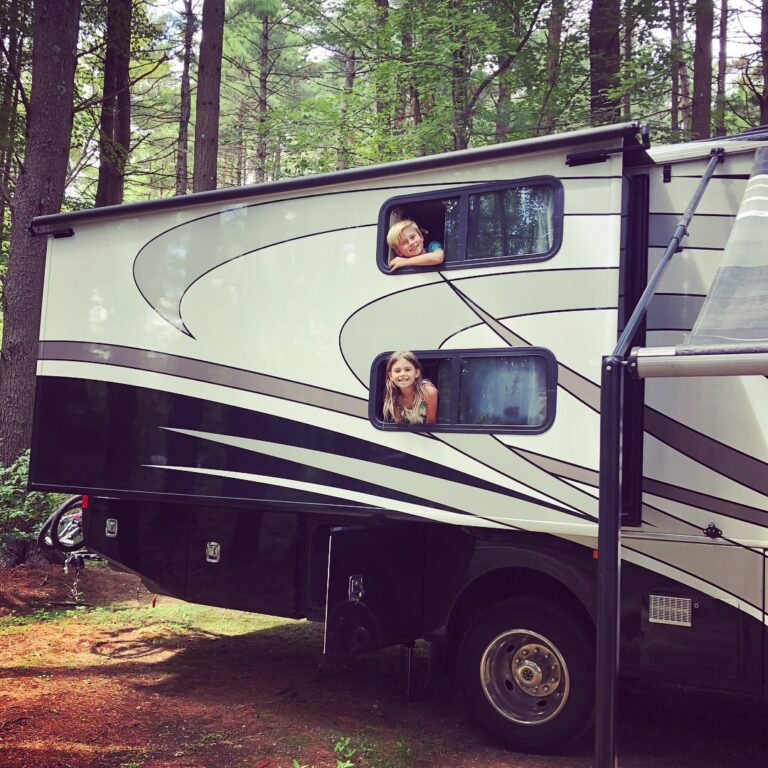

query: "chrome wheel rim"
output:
480 628 570 726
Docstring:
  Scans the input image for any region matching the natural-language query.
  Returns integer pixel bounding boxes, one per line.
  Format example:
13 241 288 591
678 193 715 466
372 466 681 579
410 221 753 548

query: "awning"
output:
631 147 768 378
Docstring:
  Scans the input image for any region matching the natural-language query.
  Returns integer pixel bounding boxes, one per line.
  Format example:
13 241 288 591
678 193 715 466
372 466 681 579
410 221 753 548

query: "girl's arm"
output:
424 383 439 424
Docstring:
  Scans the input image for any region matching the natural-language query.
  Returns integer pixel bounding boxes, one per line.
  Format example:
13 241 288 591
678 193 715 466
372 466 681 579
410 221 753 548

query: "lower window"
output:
369 348 557 433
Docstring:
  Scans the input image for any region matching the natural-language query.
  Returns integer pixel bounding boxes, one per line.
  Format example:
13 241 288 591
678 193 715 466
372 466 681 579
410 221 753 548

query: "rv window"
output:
467 186 555 260
369 348 557 433
378 178 562 272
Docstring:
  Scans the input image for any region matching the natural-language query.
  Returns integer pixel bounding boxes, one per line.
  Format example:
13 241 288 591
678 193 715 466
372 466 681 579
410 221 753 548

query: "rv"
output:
29 122 768 752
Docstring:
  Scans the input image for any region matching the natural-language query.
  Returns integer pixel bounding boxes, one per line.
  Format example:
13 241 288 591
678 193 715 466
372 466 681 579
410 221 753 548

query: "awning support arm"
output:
613 148 724 360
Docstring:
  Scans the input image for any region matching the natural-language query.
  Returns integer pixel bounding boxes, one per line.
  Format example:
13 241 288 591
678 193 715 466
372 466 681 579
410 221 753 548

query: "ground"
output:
1 560 767 768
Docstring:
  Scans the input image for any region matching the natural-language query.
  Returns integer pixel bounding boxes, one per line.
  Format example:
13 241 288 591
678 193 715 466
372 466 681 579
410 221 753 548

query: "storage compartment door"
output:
324 524 425 657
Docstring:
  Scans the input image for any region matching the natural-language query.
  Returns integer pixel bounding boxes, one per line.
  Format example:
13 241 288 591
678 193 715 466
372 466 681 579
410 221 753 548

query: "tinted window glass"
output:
458 356 548 427
467 185 555 260
442 198 461 259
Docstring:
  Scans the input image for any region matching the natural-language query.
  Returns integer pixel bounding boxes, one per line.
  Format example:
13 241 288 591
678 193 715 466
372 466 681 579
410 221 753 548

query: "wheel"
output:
36 511 57 551
456 597 595 753
49 496 85 552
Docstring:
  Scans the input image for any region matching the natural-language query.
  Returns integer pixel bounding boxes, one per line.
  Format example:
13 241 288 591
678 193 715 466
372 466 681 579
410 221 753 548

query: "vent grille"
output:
649 595 692 627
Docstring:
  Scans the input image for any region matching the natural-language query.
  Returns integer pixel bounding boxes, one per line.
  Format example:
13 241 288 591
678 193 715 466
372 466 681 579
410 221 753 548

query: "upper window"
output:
369 348 557 434
378 178 563 273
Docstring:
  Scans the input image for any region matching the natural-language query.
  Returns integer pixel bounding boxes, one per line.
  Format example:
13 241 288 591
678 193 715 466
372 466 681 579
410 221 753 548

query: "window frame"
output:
368 347 558 434
377 177 564 274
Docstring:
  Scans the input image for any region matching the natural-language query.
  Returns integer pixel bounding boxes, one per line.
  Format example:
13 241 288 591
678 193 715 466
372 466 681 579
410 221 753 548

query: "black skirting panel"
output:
29 375 559 516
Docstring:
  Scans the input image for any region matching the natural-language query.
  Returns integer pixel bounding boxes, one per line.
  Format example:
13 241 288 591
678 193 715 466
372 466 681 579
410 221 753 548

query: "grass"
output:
0 586 422 768
0 599 302 636
199 731 228 743
332 733 414 768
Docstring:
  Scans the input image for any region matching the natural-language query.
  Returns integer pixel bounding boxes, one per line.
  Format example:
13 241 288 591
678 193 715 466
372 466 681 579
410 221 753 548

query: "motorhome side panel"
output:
30 139 625 542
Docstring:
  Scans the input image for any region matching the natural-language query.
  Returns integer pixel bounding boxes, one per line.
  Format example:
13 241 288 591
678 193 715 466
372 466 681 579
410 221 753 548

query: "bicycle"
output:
37 495 85 553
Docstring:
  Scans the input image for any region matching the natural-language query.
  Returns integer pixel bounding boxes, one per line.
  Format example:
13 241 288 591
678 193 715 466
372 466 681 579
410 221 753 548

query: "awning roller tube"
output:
628 345 768 378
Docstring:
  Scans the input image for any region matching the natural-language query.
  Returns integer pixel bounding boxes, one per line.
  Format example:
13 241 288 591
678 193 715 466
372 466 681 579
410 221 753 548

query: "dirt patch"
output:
1 561 766 768
0 560 151 617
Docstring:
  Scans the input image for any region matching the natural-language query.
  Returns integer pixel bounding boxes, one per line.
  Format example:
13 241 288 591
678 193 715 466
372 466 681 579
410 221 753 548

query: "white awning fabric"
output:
633 147 768 378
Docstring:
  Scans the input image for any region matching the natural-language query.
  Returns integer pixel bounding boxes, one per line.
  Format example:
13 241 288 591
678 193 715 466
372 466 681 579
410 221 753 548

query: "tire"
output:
456 596 595 753
49 496 85 552
36 511 57 551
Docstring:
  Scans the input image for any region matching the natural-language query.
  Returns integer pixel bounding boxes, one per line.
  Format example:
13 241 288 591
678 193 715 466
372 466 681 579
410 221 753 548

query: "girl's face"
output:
389 356 420 390
395 225 425 258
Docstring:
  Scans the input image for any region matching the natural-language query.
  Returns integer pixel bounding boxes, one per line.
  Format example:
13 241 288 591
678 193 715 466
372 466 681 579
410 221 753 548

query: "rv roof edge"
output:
628 345 768 378
30 121 644 235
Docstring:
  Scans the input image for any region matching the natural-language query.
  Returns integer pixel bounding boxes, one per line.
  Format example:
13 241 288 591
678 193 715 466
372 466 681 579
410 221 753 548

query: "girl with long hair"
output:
382 350 438 424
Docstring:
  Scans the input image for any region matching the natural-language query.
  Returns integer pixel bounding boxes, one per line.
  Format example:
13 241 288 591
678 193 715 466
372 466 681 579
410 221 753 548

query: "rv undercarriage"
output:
77 497 764 751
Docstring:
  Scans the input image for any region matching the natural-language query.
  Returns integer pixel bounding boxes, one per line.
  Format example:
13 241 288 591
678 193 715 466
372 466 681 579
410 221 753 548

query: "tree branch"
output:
0 37 30 114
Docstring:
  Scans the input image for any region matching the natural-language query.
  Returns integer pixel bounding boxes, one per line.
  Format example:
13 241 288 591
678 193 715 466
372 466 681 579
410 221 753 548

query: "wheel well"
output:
445 567 594 659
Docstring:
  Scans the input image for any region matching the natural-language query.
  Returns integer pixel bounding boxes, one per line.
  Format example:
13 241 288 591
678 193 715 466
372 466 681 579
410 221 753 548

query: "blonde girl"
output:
382 351 438 424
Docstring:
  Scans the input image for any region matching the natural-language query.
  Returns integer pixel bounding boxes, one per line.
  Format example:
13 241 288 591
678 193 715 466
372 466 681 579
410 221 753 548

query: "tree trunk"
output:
714 0 727 136
373 0 389 119
0 0 80 466
536 0 564 135
0 0 23 253
95 0 131 207
193 0 224 193
255 12 269 183
235 101 246 187
622 0 633 120
337 49 356 170
691 0 713 139
761 0 768 125
669 0 680 133
273 140 281 179
495 70 511 143
677 0 691 133
450 0 471 150
589 0 621 125
175 0 195 195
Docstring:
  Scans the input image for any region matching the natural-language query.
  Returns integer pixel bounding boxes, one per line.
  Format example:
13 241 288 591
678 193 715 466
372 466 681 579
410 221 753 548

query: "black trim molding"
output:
31 122 645 234
369 347 558 434
376 177 564 274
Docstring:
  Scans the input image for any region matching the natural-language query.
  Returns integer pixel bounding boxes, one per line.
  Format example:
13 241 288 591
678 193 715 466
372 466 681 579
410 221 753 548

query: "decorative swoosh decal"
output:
38 341 368 418
131 180 488 336
133 208 375 336
161 427 589 523
512 445 768 528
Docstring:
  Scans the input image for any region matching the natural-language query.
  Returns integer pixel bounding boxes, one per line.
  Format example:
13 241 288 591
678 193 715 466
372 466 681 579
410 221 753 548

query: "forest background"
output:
1 0 767 557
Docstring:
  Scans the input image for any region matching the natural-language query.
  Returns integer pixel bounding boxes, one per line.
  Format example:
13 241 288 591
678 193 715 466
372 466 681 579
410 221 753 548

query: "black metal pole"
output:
594 356 623 768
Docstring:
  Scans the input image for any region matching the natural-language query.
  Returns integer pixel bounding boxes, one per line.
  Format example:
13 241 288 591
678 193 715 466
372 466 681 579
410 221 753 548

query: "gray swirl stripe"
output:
644 408 768 497
37 341 368 418
440 277 601 411
512 446 768 527
439 280 768 491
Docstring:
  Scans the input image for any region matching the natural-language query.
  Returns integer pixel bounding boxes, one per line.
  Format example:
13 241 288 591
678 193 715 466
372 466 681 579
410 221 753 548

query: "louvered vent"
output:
648 595 692 627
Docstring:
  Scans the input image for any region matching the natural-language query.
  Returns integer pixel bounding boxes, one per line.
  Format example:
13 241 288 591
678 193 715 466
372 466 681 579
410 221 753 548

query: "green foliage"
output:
0 450 56 546
333 734 362 768
332 733 413 768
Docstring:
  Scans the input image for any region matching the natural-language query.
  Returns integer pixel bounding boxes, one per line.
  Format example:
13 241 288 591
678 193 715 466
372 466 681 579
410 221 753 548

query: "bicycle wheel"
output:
49 496 85 552
36 510 57 551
